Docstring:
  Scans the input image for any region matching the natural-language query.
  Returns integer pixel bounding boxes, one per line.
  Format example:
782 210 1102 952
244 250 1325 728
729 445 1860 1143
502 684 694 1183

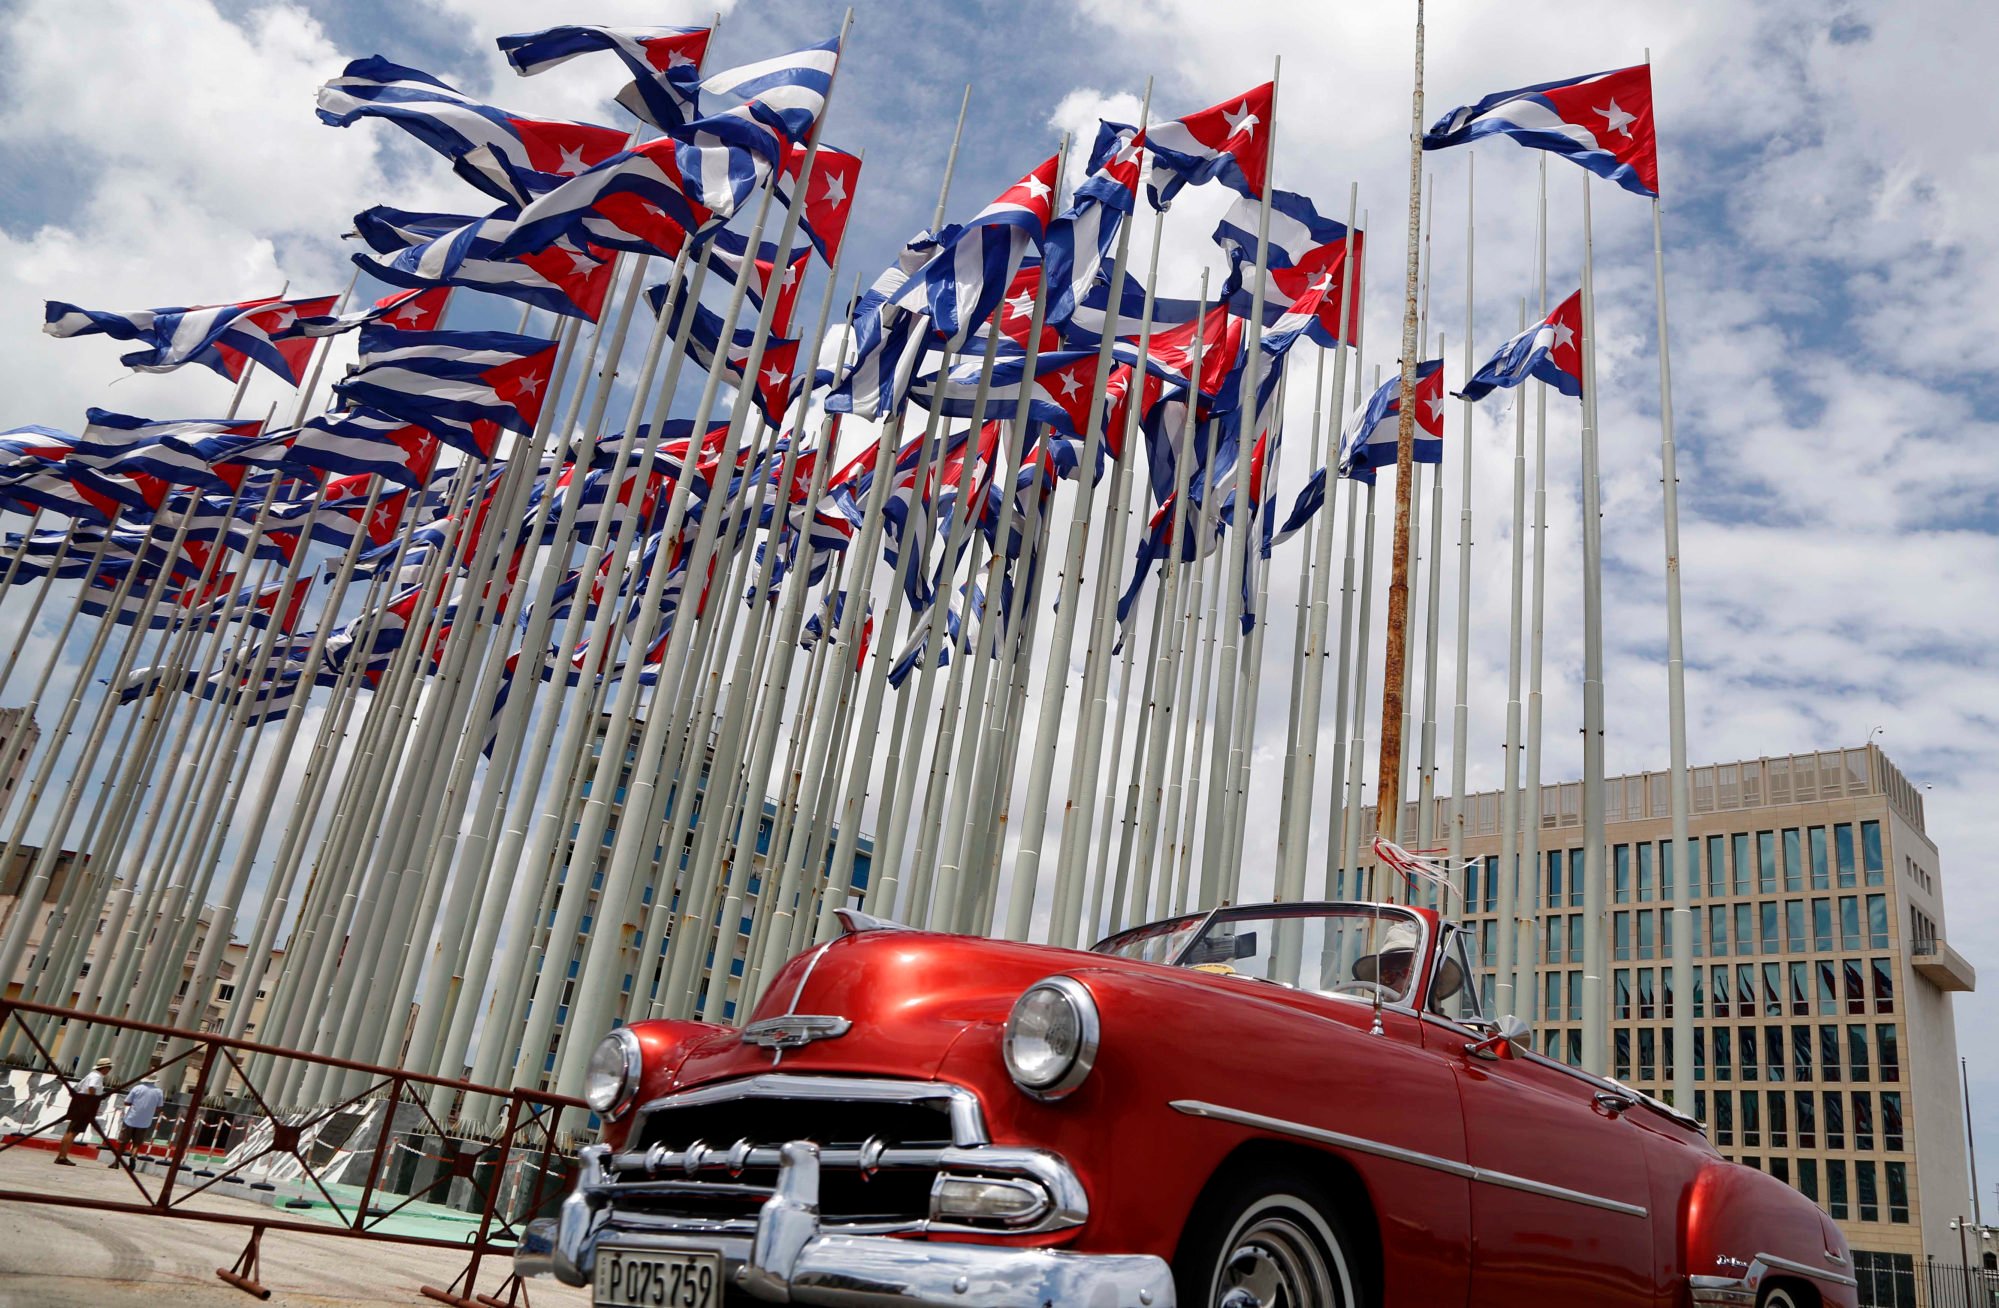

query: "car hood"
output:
666 929 1125 1088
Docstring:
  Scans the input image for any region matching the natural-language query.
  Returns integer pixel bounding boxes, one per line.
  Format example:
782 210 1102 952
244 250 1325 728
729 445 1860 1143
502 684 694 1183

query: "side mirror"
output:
1464 1014 1531 1062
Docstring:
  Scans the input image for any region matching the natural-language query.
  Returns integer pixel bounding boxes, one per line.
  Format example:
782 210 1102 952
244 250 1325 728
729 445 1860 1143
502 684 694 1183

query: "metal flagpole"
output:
1577 169 1610 1076
1194 62 1281 913
1416 331 1445 864
1002 76 1180 939
1167 498 1224 915
1338 373 1384 891
1493 301 1529 1019
1649 49 1696 1108
1274 350 1328 887
1519 154 1552 1031
1374 0 1426 876
1320 229 1368 898
1448 157 1475 873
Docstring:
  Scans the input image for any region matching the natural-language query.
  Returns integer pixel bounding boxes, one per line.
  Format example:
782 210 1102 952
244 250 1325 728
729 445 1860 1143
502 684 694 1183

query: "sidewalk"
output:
0 1146 588 1307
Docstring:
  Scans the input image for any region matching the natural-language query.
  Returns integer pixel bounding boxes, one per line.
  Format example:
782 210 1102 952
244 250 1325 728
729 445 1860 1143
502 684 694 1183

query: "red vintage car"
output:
518 900 1856 1308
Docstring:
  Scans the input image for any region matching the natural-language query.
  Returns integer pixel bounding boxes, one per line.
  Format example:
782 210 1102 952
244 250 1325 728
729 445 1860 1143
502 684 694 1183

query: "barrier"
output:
0 997 585 1306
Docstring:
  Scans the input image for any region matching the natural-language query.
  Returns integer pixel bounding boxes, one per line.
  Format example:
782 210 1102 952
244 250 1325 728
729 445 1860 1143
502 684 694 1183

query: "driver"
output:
1339 920 1420 1000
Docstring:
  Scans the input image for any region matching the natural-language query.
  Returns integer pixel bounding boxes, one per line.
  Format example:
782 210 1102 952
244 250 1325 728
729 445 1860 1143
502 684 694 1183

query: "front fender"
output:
1684 1160 1858 1307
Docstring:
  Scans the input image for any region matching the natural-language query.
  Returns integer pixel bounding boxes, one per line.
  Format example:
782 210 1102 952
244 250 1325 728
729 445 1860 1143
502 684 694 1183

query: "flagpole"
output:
1416 329 1445 863
1319 221 1367 898
1167 490 1224 914
1519 153 1552 1032
1338 370 1384 891
1577 169 1610 1077
1374 0 1426 878
1492 300 1529 1019
1274 348 1328 887
1448 155 1475 873
1650 50 1696 1109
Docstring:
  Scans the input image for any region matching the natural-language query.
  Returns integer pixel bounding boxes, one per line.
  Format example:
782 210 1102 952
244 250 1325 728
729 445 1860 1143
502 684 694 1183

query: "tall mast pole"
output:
1374 0 1426 878
1577 170 1609 1076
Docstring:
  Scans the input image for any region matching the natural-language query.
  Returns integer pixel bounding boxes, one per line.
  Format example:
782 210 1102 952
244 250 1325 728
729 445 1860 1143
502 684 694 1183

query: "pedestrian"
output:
52 1057 111 1166
106 1068 164 1169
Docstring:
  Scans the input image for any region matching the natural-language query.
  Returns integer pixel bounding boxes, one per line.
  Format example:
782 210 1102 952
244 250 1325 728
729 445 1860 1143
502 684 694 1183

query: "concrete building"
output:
1347 745 1970 1307
0 708 36 815
518 716 874 1090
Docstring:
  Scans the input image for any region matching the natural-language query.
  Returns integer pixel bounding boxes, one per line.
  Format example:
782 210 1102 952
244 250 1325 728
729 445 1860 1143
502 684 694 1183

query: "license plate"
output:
593 1246 723 1308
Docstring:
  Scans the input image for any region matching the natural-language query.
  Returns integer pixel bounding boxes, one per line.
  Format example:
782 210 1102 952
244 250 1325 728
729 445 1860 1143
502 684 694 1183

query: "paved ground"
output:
0 1145 591 1307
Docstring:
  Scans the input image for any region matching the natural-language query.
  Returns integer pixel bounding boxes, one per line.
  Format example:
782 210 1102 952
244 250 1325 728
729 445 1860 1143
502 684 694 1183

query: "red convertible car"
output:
519 900 1856 1308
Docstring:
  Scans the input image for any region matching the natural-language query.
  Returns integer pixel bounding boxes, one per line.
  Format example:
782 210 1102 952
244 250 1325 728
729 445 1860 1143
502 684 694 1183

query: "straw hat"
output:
93 1058 112 1071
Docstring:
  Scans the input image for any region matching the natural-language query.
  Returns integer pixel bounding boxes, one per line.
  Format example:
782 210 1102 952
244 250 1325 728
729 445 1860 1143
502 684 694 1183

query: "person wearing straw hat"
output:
106 1066 164 1168
53 1057 111 1166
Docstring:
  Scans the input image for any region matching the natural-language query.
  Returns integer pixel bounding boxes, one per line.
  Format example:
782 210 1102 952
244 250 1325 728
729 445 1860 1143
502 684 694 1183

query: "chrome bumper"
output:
517 1140 1176 1307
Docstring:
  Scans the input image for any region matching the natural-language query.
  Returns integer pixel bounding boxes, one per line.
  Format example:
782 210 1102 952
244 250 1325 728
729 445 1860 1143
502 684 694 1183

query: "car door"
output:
1422 941 1661 1306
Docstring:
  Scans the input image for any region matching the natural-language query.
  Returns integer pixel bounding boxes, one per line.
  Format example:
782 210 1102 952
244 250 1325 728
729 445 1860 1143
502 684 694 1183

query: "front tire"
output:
1760 1288 1803 1308
1174 1172 1366 1308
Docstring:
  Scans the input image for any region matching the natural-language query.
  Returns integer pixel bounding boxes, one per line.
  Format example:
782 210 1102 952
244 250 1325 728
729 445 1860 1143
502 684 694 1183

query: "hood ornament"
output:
741 1014 852 1050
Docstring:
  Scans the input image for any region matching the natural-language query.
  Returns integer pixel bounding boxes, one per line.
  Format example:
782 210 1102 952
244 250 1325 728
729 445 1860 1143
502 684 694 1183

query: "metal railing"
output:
0 997 585 1305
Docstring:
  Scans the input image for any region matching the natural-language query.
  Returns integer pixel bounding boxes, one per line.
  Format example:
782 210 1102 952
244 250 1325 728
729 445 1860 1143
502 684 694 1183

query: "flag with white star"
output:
334 326 560 459
1423 64 1659 197
1338 360 1447 484
497 25 711 132
1457 289 1585 402
1144 81 1274 209
43 292 338 385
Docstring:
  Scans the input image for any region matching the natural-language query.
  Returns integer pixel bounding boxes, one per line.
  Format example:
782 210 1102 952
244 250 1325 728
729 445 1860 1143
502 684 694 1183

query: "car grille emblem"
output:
741 1014 852 1050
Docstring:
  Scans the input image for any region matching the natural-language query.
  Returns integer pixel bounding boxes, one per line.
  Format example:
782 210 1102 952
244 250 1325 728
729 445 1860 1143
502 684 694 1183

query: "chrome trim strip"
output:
1171 1099 1648 1220
630 1074 989 1149
1757 1250 1858 1289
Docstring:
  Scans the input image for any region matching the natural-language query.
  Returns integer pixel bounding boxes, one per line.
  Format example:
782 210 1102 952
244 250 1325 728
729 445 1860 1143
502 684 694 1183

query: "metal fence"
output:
0 997 584 1305
1922 1262 1999 1308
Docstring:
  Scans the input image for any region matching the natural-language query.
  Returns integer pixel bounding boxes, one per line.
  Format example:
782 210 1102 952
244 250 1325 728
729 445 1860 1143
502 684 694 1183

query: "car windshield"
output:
1095 905 1430 1006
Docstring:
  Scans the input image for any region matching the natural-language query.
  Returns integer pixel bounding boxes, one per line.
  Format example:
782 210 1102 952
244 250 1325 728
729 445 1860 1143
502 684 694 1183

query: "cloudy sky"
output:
4 0 1998 1201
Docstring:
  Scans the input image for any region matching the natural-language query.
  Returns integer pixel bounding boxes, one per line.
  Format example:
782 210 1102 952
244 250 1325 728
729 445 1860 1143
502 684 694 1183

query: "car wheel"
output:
1176 1172 1366 1308
1759 1289 1802 1308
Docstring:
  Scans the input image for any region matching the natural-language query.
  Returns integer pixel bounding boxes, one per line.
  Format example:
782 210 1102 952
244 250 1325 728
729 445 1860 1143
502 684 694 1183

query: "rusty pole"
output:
1374 0 1428 890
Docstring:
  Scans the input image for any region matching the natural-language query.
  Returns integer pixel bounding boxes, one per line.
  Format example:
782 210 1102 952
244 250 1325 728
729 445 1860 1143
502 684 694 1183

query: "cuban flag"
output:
299 285 452 337
495 135 722 260
1145 81 1273 209
826 230 947 420
44 293 337 385
1424 64 1659 198
334 326 560 459
1214 189 1364 350
910 350 1118 442
1338 360 1446 484
1062 268 1216 354
288 407 441 487
0 425 77 480
316 57 630 207
700 36 839 145
497 25 711 131
646 279 825 429
702 227 811 334
1269 466 1327 552
890 155 1060 351
1042 124 1141 329
1457 289 1584 401
351 205 618 320
778 140 861 266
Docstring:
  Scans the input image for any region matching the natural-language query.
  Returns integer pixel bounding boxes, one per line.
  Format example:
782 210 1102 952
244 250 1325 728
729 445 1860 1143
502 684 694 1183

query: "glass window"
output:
1878 1024 1900 1081
1764 962 1783 1016
1741 1088 1761 1146
1848 1025 1870 1082
1785 901 1805 953
1614 844 1631 903
1883 1092 1905 1150
1638 969 1656 1020
1761 901 1779 954
1712 966 1731 1017
1817 961 1839 1015
1873 959 1894 1014
1821 1026 1842 1082
1797 1156 1819 1202
1835 823 1857 888
1861 820 1884 885
1615 1030 1632 1081
1796 1089 1817 1148
1845 960 1866 1015
1639 1028 1656 1080
1693 967 1707 1018
1770 1156 1791 1186
1733 833 1752 896
1840 896 1861 950
1568 913 1584 963
1569 849 1586 907
1695 1028 1708 1081
1757 831 1778 893
1544 972 1562 1021
1766 1027 1786 1082
1768 1089 1789 1147
1662 839 1677 901
1809 827 1830 890
1707 834 1727 897
1664 965 1676 1019
1735 903 1755 957
1714 1027 1732 1079
1827 1159 1848 1219
1484 855 1499 912
1886 1162 1910 1223
1740 1028 1759 1082
1714 1091 1734 1145
1614 911 1631 961
1855 1160 1878 1222
1783 828 1803 892
1738 965 1757 1020
1710 905 1729 958
1567 972 1582 1023
1691 905 1705 959
1637 843 1654 902
1546 849 1564 906
1824 1090 1846 1148
1812 898 1832 952
1637 911 1655 960
1789 961 1809 1016
1615 969 1632 1020
1793 1025 1813 1080
1854 1092 1875 1151
1866 894 1889 948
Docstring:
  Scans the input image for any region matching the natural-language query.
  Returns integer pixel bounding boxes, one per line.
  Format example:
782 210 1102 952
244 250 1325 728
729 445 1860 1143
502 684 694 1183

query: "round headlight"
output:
1003 977 1099 1100
583 1029 642 1117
